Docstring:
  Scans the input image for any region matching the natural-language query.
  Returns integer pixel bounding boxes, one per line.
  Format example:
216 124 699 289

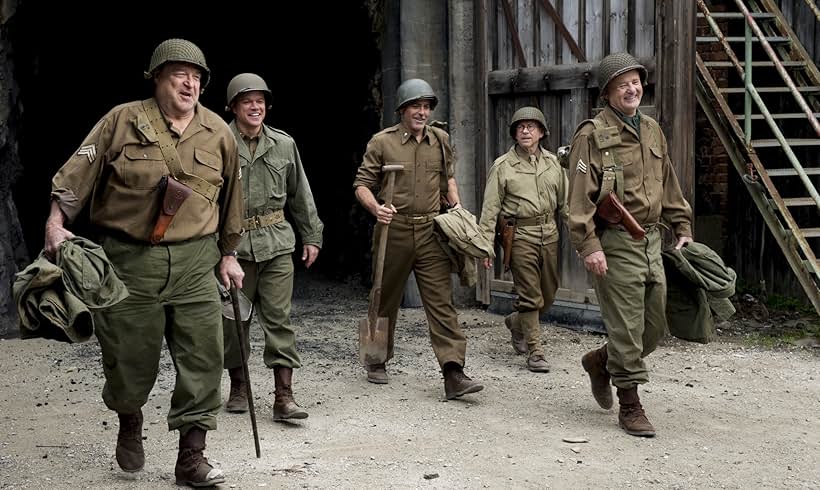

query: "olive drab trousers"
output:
223 254 301 370
94 235 223 432
509 239 559 357
593 227 667 388
374 217 467 368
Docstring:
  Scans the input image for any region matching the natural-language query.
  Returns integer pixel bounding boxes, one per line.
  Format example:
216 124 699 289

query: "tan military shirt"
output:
231 122 323 262
478 145 568 246
353 122 455 215
567 105 692 257
51 99 243 254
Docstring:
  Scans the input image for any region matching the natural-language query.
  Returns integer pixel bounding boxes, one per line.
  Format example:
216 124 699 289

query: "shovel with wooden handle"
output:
359 164 403 366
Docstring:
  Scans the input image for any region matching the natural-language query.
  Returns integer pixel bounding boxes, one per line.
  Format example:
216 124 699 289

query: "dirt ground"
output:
1 271 818 489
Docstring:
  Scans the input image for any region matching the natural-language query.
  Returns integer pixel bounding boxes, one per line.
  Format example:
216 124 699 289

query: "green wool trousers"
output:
95 235 223 433
223 254 301 370
510 239 559 357
593 227 667 388
374 218 466 368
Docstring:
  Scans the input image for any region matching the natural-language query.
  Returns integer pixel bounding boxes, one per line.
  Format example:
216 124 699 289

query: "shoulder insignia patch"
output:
575 158 587 174
77 144 96 164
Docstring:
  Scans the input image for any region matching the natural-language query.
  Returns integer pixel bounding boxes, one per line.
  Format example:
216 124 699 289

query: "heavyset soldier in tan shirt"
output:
353 78 484 400
568 52 692 438
478 106 568 373
44 39 243 487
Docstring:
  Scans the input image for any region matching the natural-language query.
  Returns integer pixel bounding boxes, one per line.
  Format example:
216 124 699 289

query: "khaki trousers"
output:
95 235 223 432
509 239 559 357
223 254 301 370
593 227 667 388
374 219 466 368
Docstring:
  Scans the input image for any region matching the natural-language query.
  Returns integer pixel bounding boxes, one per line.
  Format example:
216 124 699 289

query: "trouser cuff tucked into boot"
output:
581 343 613 409
442 362 484 400
225 367 248 413
616 386 656 438
504 312 528 355
273 367 308 421
175 427 226 487
116 409 144 472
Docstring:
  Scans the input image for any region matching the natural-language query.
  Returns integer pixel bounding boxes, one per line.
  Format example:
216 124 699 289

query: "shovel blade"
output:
358 316 390 366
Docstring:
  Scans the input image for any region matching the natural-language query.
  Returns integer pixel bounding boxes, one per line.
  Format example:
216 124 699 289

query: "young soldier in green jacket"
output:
222 73 323 422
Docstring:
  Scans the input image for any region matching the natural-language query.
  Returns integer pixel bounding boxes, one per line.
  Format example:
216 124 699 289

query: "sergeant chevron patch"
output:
77 144 96 163
576 158 587 174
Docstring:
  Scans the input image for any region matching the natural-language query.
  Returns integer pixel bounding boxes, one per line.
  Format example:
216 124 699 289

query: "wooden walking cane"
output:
230 281 261 458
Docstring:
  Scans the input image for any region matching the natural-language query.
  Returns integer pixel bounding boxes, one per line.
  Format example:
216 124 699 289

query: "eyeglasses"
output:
516 123 540 133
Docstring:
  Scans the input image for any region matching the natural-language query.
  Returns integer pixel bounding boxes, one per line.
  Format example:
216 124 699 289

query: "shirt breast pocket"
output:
120 144 166 190
507 168 535 198
194 148 224 185
649 146 664 181
263 155 290 199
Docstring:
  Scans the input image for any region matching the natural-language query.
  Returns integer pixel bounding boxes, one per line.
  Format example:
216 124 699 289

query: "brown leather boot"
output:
581 344 613 409
616 386 656 437
225 367 248 413
443 363 484 400
527 354 550 373
366 363 389 384
273 367 308 421
504 312 527 354
175 427 225 487
116 410 144 472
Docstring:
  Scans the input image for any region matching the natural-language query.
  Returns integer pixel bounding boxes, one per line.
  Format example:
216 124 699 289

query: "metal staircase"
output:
695 0 820 313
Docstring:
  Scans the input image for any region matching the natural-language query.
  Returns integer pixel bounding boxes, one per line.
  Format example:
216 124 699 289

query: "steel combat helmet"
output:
225 73 272 111
509 106 548 139
597 52 647 95
395 78 438 111
144 38 210 88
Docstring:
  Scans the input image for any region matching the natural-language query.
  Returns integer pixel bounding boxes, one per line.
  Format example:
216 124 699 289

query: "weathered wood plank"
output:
475 0 491 304
538 0 556 65
560 0 581 63
657 0 696 205
518 0 535 67
610 0 628 52
633 0 655 58
586 0 604 61
496 0 513 69
487 58 656 94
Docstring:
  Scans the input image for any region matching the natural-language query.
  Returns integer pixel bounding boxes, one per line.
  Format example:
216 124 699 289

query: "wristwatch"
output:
223 250 238 257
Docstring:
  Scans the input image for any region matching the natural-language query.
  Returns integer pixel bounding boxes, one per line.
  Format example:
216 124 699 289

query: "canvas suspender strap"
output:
140 98 219 202
587 118 624 205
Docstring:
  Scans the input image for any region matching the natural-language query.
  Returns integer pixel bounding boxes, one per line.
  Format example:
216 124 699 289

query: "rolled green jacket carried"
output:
662 241 736 343
434 207 495 287
13 236 129 343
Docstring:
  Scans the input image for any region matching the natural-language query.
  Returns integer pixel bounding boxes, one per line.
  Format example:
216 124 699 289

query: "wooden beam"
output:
500 0 528 67
539 0 587 61
475 0 491 305
487 57 656 95
657 0 696 206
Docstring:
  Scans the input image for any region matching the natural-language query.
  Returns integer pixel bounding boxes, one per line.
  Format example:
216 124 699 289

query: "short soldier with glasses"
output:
478 106 568 373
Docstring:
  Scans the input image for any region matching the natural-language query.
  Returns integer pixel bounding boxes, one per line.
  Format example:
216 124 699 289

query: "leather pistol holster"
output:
150 176 192 245
596 192 646 240
495 215 516 271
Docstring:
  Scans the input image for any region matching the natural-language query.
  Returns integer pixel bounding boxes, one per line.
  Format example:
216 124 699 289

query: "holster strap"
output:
243 209 285 230
391 212 439 224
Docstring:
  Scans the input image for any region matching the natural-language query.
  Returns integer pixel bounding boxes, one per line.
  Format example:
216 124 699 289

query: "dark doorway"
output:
10 2 382 280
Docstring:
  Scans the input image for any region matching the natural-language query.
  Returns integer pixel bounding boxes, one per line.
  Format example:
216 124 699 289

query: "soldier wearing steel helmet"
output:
221 72 323 422
353 78 484 400
567 52 692 437
44 38 243 486
477 106 568 373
